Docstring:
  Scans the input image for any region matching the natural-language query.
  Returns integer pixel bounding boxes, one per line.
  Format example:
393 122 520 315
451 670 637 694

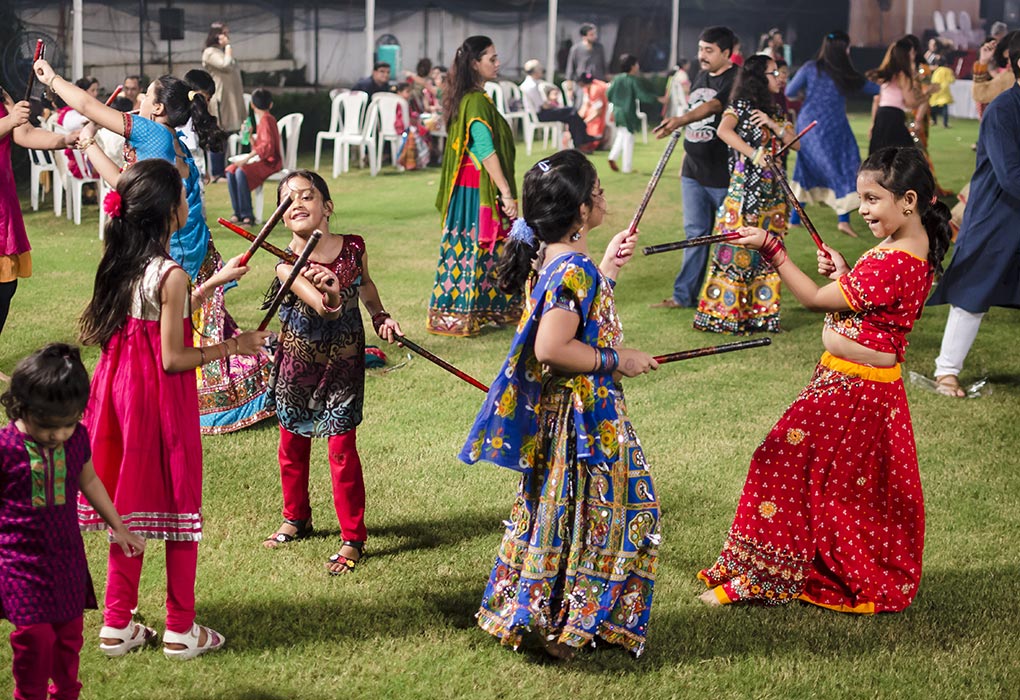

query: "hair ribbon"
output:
508 218 536 246
187 90 197 102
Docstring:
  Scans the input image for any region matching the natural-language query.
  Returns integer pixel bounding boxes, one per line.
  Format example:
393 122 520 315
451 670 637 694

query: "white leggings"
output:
609 127 634 173
934 305 985 377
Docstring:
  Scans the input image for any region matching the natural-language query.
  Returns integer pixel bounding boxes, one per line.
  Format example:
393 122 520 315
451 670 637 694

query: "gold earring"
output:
903 208 913 216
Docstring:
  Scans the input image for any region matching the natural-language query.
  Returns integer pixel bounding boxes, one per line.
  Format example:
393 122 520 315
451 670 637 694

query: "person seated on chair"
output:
353 62 391 98
225 88 281 225
520 59 597 148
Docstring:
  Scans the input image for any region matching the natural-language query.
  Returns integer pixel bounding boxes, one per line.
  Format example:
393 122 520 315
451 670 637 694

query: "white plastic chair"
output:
371 92 410 173
253 113 304 224
314 92 345 172
64 148 102 226
28 149 62 214
521 100 562 155
97 179 113 239
561 80 575 108
484 81 502 110
336 92 377 176
933 10 947 34
635 99 649 144
498 80 526 136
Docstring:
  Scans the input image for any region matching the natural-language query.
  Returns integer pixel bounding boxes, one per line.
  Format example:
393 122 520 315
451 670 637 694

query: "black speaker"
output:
159 8 184 41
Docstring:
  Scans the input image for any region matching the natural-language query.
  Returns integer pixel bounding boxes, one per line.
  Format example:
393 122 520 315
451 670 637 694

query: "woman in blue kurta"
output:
34 61 274 434
928 80 1020 395
461 151 660 658
785 31 879 237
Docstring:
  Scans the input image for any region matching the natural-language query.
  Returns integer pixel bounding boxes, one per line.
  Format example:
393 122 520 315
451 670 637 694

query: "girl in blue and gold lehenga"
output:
460 150 661 659
32 61 273 434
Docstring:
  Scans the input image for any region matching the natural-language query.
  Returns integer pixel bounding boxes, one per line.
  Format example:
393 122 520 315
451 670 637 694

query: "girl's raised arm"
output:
33 59 128 135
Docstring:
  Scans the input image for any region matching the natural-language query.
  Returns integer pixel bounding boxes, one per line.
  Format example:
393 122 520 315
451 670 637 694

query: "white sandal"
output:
162 623 225 660
98 622 158 657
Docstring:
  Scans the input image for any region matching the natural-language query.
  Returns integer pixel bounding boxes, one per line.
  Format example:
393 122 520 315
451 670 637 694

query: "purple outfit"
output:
0 422 96 625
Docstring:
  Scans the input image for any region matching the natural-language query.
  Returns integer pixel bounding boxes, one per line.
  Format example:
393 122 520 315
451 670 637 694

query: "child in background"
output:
262 170 401 577
929 57 956 128
698 147 952 612
606 54 661 172
1 344 145 699
462 150 659 658
226 88 281 224
77 159 269 659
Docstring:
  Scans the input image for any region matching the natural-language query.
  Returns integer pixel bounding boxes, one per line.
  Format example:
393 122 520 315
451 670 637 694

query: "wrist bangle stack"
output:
76 137 96 151
592 347 619 374
759 234 788 268
322 293 342 313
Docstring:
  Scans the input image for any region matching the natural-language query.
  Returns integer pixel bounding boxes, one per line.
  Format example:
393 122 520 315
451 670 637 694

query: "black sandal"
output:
326 540 365 576
263 518 313 548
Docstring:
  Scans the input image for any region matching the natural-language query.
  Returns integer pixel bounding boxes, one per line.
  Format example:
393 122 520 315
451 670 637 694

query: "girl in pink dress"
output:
76 159 270 660
1 344 144 700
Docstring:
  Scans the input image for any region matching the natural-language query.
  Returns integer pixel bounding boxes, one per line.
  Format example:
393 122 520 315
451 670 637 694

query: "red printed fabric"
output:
698 354 925 613
826 248 933 362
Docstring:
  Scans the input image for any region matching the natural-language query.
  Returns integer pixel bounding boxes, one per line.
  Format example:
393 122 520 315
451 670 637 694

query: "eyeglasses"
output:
767 70 782 77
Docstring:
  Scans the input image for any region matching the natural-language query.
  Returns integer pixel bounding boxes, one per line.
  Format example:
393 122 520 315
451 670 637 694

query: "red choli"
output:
825 248 933 363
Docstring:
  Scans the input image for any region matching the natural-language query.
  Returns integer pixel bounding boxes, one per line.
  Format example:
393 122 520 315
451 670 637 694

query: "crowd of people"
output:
0 15 1018 698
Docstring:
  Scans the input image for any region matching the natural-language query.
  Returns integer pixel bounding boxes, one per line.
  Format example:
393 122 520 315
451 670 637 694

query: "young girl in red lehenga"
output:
698 147 952 613
76 159 269 658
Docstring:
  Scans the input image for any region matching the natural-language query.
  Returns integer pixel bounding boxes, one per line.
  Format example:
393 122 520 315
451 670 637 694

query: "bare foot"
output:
837 222 859 238
934 374 966 398
540 635 576 660
699 589 723 607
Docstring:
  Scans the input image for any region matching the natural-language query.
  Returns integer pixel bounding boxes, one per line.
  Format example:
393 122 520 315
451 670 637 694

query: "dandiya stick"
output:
643 231 742 256
395 335 489 393
258 230 321 331
104 85 123 106
653 337 771 365
217 217 296 263
773 119 817 160
24 39 44 101
767 155 831 260
628 130 682 235
239 195 293 266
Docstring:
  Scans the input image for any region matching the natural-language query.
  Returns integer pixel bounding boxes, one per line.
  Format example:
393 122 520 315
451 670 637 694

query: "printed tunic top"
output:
269 235 366 438
826 248 933 363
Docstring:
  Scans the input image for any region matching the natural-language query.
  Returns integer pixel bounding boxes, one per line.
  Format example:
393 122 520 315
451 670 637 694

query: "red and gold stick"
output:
395 335 489 392
258 230 321 331
239 195 293 266
628 130 682 235
643 231 742 256
104 85 123 106
653 337 771 364
218 217 297 262
24 39 44 101
767 156 831 260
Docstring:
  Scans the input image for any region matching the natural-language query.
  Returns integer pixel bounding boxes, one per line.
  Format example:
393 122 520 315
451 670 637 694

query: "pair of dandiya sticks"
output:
214 127 803 393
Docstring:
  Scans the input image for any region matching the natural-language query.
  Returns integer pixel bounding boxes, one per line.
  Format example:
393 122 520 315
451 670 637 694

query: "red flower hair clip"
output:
103 190 122 219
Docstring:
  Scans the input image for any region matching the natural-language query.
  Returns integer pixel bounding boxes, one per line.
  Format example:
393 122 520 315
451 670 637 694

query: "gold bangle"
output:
76 137 96 151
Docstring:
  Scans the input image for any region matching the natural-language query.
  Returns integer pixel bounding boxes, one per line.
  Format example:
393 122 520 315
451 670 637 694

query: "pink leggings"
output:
10 615 84 700
279 426 367 542
104 540 198 633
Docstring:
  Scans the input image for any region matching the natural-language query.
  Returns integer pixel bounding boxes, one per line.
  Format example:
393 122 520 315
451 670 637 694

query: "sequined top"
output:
825 248 933 363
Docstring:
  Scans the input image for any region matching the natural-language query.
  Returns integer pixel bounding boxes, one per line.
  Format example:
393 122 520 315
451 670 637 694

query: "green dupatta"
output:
435 90 517 230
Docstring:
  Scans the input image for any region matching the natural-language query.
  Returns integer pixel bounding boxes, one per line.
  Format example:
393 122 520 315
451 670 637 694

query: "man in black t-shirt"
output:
652 26 738 308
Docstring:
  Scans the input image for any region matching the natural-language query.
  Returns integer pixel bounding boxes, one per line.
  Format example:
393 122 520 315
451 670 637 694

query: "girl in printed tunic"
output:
461 150 660 658
698 147 952 613
1 345 144 699
77 160 269 659
262 171 402 577
694 54 801 335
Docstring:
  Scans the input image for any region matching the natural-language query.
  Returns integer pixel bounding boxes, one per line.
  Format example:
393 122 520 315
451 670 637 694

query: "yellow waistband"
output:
820 351 901 383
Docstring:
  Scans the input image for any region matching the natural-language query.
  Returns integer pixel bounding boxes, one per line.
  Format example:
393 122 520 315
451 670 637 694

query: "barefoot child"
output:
1 344 145 699
697 146 952 612
77 159 269 659
262 170 402 576
461 150 660 658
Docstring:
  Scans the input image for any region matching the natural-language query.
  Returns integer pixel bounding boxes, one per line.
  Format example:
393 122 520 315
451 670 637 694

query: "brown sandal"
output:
934 374 966 398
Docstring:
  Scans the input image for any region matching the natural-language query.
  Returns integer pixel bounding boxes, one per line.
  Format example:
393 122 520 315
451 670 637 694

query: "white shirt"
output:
520 75 545 113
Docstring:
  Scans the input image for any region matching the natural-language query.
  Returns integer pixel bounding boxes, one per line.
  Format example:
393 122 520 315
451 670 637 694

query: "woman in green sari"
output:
427 36 521 336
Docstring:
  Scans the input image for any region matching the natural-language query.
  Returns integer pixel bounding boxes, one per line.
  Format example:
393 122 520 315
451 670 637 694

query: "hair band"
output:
508 217 536 246
536 160 551 173
187 90 197 102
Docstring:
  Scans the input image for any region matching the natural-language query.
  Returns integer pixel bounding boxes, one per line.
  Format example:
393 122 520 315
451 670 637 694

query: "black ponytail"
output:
496 150 597 295
153 75 227 152
860 147 952 277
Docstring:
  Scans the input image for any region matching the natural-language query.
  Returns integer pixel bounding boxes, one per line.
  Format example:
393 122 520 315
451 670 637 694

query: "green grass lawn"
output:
2 116 1018 699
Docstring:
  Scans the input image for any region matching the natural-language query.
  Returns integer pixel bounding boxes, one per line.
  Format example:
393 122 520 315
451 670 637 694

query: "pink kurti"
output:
0 102 31 282
78 257 204 541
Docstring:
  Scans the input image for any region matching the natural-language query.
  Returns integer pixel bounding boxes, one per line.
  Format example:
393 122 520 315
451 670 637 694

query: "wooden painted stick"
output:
258 230 321 331
104 85 123 106
217 217 297 263
643 231 742 256
239 195 293 265
773 119 817 160
653 337 771 364
24 39 44 101
395 335 489 393
628 130 682 235
767 155 831 260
